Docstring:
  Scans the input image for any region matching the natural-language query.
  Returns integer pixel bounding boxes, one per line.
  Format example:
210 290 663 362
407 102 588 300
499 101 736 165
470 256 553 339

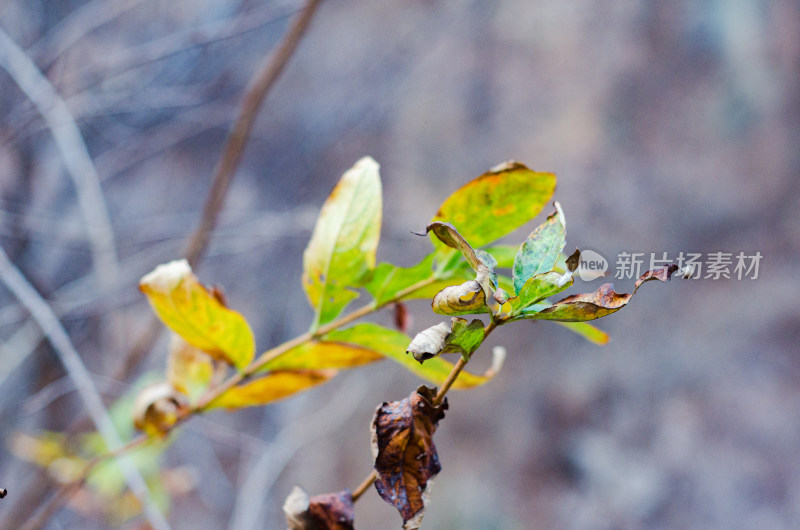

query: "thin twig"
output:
350 319 499 501
0 245 168 530
0 26 119 292
116 0 325 380
184 0 323 266
351 470 378 502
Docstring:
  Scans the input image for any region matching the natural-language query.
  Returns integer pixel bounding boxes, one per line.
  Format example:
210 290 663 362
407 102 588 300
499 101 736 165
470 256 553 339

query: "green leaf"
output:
510 271 573 314
556 322 609 345
204 370 336 410
302 157 382 330
140 260 255 372
445 317 485 361
365 255 436 306
483 245 519 268
518 265 679 322
512 204 566 294
327 323 495 389
432 161 556 248
258 341 383 372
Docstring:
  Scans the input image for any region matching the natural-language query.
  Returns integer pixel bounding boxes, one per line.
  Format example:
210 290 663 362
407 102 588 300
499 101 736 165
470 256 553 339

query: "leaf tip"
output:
140 259 192 292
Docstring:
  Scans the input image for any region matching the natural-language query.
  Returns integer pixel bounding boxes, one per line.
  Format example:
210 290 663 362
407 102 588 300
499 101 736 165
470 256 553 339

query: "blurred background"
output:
0 0 798 528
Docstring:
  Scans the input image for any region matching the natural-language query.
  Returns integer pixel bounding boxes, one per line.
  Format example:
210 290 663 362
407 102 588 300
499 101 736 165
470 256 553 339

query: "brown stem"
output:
111 0 325 383
350 470 378 502
184 0 324 266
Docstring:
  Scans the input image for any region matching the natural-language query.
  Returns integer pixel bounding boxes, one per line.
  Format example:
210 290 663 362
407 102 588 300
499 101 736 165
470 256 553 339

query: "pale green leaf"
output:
512 204 566 294
302 157 382 329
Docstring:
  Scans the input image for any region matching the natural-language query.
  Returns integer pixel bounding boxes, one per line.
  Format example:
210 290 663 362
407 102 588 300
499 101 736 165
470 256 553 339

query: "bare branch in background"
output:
0 245 169 530
117 0 325 379
0 26 119 293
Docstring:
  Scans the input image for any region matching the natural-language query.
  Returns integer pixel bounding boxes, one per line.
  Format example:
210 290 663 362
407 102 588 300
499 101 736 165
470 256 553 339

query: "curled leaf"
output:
431 280 487 315
133 382 189 436
407 318 486 363
283 486 355 530
425 222 509 317
520 265 680 322
204 370 335 410
432 161 557 248
139 259 255 372
407 322 451 362
302 157 382 329
372 386 447 530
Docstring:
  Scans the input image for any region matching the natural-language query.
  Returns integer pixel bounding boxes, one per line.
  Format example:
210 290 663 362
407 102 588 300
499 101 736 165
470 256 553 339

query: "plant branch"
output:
0 26 119 292
0 245 169 530
113 0 325 380
350 319 499 502
184 0 323 266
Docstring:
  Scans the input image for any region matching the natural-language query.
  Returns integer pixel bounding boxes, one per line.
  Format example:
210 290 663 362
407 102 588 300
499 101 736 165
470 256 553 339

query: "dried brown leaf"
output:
371 386 448 529
283 486 354 530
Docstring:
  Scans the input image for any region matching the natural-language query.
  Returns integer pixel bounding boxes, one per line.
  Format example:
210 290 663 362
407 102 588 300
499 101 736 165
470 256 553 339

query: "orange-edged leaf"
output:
284 486 355 530
432 161 556 248
302 157 382 330
139 259 255 371
519 265 680 322
166 335 215 403
325 323 495 389
372 386 446 529
258 341 384 372
203 370 335 410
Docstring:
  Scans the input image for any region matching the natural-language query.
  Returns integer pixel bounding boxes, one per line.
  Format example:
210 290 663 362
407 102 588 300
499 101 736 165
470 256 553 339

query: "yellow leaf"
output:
140 260 255 371
204 370 336 410
302 157 382 329
167 335 215 402
260 341 384 372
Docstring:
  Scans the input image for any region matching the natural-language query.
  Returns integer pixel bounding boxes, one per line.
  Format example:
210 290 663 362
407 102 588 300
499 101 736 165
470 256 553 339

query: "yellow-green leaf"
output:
204 370 336 410
259 341 384 372
167 335 215 403
556 322 609 345
302 157 382 330
432 161 556 248
139 260 255 372
365 255 436 306
329 323 495 389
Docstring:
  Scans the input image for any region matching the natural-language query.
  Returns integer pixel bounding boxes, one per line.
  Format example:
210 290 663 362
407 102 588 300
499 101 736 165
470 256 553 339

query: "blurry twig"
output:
0 245 168 530
28 0 151 64
230 378 369 530
0 26 119 292
117 0 325 379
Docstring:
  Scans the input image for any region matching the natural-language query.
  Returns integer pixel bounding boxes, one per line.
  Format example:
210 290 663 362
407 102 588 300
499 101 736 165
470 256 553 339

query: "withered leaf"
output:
407 318 485 363
424 222 509 317
283 486 354 530
372 386 447 530
520 264 680 322
407 322 451 362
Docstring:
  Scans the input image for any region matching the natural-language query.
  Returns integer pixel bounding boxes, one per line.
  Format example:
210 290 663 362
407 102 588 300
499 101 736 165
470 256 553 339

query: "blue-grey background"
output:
0 1 798 528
